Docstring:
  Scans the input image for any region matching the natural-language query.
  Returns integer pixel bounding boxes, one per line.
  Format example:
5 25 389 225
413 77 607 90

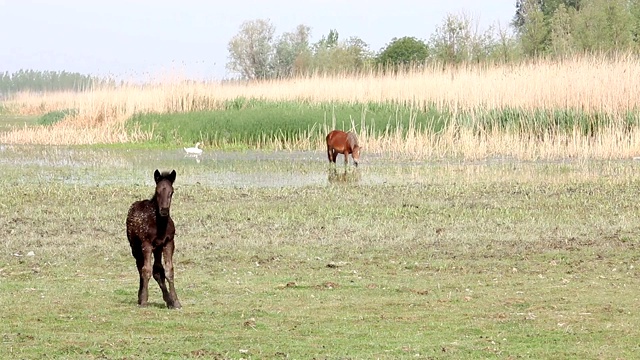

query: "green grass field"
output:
125 99 446 148
1 146 640 359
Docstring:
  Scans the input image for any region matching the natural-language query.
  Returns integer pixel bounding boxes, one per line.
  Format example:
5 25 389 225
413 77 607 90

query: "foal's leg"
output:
152 247 173 307
137 243 153 307
162 240 181 309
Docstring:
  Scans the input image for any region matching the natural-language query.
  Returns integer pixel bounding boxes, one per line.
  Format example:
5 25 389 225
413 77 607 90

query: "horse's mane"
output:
346 131 359 149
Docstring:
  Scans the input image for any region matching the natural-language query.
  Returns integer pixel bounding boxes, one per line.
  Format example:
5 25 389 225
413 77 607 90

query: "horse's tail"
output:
347 131 359 149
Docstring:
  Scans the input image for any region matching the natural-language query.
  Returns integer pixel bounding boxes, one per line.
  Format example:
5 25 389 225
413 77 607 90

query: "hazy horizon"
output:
0 0 517 81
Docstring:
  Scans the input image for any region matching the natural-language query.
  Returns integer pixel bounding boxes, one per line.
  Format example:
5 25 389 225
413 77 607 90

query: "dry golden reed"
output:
2 54 640 160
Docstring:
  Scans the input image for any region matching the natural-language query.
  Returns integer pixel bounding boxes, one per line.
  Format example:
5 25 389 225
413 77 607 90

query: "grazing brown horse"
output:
126 169 181 309
326 130 360 167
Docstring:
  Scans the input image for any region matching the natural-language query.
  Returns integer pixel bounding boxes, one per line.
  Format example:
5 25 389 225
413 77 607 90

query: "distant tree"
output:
511 0 640 57
226 23 373 78
0 69 103 94
572 0 633 52
310 29 338 73
631 0 640 46
548 4 576 56
512 0 582 30
512 0 530 29
272 24 312 77
493 22 521 63
376 36 428 68
310 30 373 74
313 29 340 52
514 0 548 56
226 19 276 80
341 36 375 70
429 13 497 64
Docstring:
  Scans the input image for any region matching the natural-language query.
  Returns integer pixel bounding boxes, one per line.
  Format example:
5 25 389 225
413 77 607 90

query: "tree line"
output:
0 69 114 95
226 0 640 80
514 0 640 57
4 0 639 92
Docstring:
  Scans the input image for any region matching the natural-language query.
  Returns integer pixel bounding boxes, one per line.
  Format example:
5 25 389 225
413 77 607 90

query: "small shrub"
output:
38 109 77 126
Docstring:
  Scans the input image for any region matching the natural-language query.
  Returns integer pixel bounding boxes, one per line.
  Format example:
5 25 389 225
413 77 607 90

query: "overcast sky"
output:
0 0 516 81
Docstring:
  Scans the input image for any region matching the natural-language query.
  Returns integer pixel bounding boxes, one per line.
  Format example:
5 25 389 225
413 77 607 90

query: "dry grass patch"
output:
6 54 640 117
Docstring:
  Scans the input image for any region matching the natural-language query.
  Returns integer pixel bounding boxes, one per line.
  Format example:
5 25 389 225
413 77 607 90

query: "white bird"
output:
184 142 203 156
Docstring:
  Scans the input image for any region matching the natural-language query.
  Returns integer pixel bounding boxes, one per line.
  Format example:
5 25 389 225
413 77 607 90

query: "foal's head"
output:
153 169 176 217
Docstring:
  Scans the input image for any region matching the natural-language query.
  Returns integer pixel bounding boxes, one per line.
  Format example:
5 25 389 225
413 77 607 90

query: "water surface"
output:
0 144 638 187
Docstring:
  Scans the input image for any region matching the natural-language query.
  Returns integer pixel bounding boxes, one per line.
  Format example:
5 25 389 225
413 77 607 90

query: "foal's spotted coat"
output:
126 169 181 309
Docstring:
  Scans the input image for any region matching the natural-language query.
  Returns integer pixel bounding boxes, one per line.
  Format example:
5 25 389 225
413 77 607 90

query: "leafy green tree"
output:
310 30 373 74
548 4 576 56
512 0 581 29
429 13 497 64
515 0 548 56
226 24 372 78
313 29 340 52
0 69 104 94
492 22 521 63
541 0 582 17
341 36 374 71
630 0 640 46
600 0 633 50
572 0 632 52
272 25 311 78
226 19 276 80
512 0 583 57
376 36 428 67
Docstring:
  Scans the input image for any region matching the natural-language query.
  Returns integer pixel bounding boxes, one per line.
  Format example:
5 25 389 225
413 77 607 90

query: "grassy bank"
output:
1 149 640 358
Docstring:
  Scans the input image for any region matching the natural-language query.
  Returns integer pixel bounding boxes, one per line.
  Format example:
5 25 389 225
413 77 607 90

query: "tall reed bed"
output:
2 55 640 160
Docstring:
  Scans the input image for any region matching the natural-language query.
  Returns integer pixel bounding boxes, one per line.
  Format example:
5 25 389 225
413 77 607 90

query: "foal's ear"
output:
167 170 177 184
154 169 162 184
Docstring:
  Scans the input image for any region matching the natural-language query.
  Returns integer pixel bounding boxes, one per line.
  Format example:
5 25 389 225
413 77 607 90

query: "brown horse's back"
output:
326 130 349 152
326 130 360 166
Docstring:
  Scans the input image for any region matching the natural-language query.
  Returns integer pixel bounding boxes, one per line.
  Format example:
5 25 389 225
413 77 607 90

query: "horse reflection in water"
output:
327 167 361 184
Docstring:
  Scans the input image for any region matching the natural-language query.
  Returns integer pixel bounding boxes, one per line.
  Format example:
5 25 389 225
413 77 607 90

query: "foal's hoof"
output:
167 301 182 310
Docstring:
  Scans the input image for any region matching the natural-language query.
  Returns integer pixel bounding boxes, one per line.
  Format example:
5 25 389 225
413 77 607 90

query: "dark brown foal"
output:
126 169 181 309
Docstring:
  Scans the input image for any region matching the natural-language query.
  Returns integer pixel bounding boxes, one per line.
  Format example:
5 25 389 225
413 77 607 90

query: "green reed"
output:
125 98 640 150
